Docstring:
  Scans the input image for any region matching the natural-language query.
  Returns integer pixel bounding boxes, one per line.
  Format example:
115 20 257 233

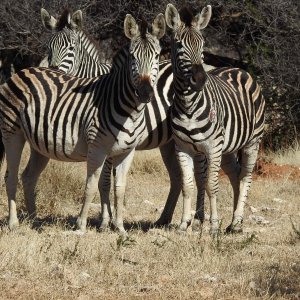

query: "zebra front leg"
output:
206 152 222 237
193 154 208 232
4 133 25 230
112 150 135 235
155 141 181 226
230 143 259 233
22 148 50 218
76 148 106 232
177 149 194 232
99 157 113 231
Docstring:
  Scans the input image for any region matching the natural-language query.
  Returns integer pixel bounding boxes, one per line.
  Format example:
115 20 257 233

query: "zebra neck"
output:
105 47 147 120
172 75 219 123
173 75 204 110
73 31 102 77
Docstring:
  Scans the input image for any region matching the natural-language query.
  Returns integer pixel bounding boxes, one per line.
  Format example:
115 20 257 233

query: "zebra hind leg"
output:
4 133 25 230
192 154 208 232
98 157 113 231
21 148 50 219
220 153 242 234
205 153 222 237
155 141 181 227
228 143 260 233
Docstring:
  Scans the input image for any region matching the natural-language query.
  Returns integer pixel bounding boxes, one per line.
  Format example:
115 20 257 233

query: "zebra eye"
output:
69 46 74 51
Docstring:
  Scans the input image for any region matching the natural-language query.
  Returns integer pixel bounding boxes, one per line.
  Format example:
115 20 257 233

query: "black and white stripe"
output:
34 8 181 229
41 8 110 77
165 4 265 234
0 14 166 234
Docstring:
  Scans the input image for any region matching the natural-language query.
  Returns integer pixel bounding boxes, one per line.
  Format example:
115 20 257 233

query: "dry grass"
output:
267 146 300 167
0 146 299 299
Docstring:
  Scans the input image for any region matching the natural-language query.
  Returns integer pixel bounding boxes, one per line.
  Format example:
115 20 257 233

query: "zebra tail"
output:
0 130 5 169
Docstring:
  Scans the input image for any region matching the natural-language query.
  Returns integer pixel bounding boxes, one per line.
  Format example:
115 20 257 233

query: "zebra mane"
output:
80 29 102 53
111 46 129 70
179 6 194 27
140 17 148 39
56 8 72 31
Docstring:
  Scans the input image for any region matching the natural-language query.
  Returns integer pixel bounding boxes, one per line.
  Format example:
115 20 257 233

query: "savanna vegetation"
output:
0 1 299 299
0 147 299 299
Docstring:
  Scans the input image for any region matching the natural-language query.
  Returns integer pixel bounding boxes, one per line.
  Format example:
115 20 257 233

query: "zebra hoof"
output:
99 223 110 232
116 227 128 237
154 217 171 228
111 221 127 236
192 219 203 232
225 224 243 234
210 227 220 239
76 217 87 232
99 218 111 232
178 220 191 232
9 218 19 231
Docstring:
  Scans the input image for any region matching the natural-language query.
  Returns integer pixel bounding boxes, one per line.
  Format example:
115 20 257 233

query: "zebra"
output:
40 11 215 231
41 8 111 77
164 4 265 235
20 7 214 230
0 13 166 235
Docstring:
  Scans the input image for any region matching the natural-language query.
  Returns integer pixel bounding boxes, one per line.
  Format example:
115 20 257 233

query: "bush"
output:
0 0 299 149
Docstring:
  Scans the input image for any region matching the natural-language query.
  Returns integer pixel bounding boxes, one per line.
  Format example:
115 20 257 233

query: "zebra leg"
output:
155 141 181 226
112 150 135 235
21 148 50 218
220 153 243 233
98 157 113 231
206 153 222 236
4 133 25 230
176 149 194 232
229 143 259 232
192 154 208 232
76 148 106 232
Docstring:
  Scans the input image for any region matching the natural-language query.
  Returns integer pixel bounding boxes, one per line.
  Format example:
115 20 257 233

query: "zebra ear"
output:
194 5 212 30
70 10 83 29
165 3 181 31
41 8 57 31
152 13 166 39
124 14 139 40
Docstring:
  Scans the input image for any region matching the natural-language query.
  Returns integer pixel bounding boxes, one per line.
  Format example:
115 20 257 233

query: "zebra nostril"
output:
190 64 207 91
136 78 154 102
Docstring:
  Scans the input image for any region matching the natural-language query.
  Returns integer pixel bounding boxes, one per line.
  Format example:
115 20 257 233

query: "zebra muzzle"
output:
190 64 207 92
136 78 154 103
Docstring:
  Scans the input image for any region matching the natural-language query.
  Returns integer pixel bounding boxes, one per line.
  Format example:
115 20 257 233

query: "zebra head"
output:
165 4 212 92
124 14 165 103
41 8 83 74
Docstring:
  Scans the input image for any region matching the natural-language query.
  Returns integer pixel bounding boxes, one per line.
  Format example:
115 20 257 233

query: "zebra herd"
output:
0 4 265 236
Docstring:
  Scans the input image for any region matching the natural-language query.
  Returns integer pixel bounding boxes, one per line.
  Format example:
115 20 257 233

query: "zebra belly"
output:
21 122 88 162
173 133 211 157
173 124 254 157
102 129 143 157
222 124 254 154
136 119 172 150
